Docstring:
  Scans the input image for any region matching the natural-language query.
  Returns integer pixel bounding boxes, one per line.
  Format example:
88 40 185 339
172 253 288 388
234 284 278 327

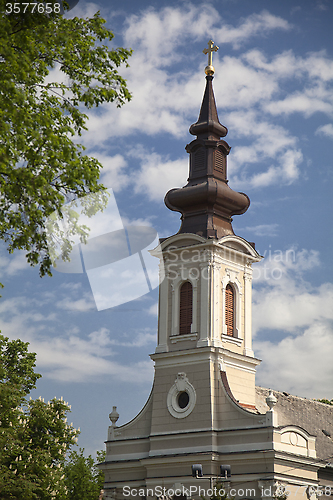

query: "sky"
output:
1 0 333 455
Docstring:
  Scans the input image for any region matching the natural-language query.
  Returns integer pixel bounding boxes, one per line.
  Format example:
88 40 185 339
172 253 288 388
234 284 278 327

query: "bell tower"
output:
155 40 262 407
101 42 279 497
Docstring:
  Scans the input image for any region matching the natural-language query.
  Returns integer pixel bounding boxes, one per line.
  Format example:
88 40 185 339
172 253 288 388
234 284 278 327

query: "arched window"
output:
225 284 234 337
179 281 192 335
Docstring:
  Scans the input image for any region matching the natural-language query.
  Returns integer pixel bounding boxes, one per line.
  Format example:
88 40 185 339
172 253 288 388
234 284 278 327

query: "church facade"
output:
100 42 333 500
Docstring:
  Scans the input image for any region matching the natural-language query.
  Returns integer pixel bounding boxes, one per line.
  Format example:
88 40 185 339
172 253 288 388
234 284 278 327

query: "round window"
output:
167 374 196 419
177 391 189 409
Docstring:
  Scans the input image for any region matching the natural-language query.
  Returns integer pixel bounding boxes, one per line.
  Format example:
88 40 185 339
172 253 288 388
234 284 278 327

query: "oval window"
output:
177 391 190 409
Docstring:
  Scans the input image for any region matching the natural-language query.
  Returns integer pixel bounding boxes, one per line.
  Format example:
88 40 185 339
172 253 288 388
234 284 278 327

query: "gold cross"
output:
203 40 219 75
203 40 219 67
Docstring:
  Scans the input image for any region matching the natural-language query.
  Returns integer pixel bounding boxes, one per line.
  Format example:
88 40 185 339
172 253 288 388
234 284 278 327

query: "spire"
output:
190 41 228 140
189 75 228 140
164 41 250 239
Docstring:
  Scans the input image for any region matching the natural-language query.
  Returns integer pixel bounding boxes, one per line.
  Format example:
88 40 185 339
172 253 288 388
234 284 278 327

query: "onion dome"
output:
164 41 250 239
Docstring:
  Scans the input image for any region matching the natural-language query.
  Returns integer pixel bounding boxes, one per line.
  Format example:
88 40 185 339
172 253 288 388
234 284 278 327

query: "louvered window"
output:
225 284 234 337
179 281 192 335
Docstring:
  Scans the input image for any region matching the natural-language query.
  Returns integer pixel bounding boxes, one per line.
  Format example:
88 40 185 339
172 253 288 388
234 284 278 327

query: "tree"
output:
0 335 79 499
64 448 105 500
0 0 132 277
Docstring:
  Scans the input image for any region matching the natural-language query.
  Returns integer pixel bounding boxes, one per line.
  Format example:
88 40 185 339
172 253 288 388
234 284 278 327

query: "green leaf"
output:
0 0 132 278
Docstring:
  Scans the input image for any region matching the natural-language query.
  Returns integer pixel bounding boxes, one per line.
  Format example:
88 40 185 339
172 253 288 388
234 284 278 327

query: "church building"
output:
99 41 333 500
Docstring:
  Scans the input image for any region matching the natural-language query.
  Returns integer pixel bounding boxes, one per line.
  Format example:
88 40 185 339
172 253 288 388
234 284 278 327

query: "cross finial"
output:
203 39 219 76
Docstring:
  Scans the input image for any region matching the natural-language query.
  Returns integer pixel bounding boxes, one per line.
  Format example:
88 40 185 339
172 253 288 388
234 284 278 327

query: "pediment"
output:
160 233 207 251
218 235 262 260
275 425 316 458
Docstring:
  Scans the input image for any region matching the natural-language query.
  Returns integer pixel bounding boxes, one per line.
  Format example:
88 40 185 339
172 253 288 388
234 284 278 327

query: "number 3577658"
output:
5 3 61 14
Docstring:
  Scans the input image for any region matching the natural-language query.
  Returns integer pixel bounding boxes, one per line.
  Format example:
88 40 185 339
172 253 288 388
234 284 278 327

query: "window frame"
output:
221 275 242 343
179 281 193 335
225 283 235 337
170 276 198 338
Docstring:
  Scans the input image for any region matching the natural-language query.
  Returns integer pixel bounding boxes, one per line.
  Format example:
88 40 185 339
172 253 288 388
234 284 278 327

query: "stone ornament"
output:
167 372 197 419
266 390 277 410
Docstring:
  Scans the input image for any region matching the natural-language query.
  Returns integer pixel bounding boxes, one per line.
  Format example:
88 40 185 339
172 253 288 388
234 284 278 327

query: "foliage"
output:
0 0 132 277
64 448 105 500
316 399 333 405
0 333 41 407
0 335 79 499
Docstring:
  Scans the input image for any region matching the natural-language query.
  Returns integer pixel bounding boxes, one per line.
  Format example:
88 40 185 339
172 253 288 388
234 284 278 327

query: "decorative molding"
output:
221 334 243 347
170 333 198 343
244 267 252 282
167 372 197 419
274 426 316 458
155 343 169 353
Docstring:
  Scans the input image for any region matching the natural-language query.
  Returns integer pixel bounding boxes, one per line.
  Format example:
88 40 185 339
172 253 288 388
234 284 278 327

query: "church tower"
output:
100 42 323 500
157 39 262 410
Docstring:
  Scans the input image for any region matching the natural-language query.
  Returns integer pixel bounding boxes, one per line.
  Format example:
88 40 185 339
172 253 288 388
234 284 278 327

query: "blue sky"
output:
1 0 333 455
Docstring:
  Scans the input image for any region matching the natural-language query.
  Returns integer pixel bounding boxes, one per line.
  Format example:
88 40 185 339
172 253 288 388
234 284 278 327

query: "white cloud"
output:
123 5 214 66
229 126 303 188
34 5 333 196
43 62 69 87
243 48 333 84
242 224 279 237
0 250 29 276
215 10 291 49
0 225 157 386
0 295 56 317
147 302 158 317
82 43 333 148
258 51 333 118
72 6 333 194
315 1 329 12
252 248 333 397
254 282 333 332
0 300 59 349
80 7 294 145
60 282 83 291
28 329 154 383
214 58 279 110
265 89 333 118
123 7 291 61
0 293 154 383
94 153 129 192
252 248 332 334
56 296 96 312
315 123 333 138
133 151 188 202
65 1 100 19
108 329 156 347
255 321 333 398
243 49 297 77
250 149 302 188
